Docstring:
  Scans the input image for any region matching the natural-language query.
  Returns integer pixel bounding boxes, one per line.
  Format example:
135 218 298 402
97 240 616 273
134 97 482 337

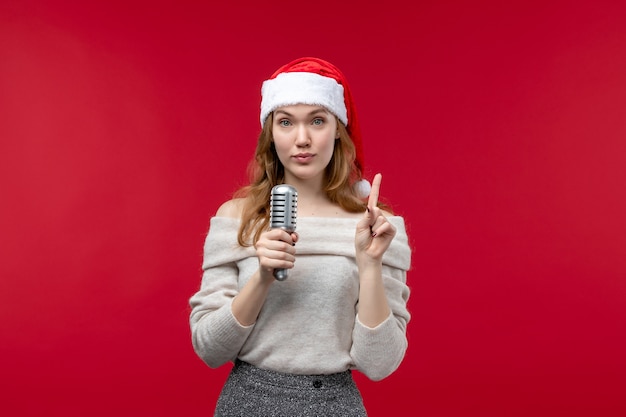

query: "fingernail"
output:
371 232 377 237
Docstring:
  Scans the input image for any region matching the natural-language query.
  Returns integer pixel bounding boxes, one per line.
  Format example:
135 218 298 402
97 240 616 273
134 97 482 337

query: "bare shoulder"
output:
215 198 245 218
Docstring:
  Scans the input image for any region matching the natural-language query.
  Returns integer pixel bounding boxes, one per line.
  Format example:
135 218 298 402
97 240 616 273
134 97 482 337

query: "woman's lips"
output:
293 153 314 163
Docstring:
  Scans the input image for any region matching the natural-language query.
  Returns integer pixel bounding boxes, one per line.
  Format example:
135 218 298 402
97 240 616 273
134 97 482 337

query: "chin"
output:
287 169 324 182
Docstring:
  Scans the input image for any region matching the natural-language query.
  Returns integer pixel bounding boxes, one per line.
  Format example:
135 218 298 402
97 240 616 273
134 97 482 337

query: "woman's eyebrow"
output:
274 108 330 117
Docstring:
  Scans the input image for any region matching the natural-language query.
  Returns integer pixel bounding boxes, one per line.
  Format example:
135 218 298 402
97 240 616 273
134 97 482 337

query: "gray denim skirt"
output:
214 360 367 417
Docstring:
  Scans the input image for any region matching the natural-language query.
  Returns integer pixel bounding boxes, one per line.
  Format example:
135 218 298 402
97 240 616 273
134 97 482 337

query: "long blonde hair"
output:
234 113 367 246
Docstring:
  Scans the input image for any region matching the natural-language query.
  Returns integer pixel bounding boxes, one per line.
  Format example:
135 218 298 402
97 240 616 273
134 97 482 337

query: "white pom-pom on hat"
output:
354 178 372 199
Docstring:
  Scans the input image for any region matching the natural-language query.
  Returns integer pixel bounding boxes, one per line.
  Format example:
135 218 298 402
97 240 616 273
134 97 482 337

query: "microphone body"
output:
269 184 298 281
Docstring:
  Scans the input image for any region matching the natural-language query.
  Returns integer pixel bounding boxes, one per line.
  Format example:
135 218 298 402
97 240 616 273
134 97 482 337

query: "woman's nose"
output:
294 125 310 147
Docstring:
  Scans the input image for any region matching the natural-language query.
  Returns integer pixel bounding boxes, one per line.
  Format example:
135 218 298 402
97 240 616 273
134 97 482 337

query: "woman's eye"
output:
312 118 324 126
279 119 291 127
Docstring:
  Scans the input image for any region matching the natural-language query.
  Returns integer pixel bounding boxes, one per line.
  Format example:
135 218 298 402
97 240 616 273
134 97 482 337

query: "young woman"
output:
189 57 411 416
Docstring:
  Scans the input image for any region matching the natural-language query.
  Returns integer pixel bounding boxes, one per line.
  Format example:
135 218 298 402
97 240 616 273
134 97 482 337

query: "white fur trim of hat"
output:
260 72 347 126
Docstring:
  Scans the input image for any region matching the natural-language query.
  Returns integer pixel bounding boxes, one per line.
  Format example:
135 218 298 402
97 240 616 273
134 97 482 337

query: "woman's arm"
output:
206 198 298 327
231 228 298 325
354 174 397 327
351 174 411 380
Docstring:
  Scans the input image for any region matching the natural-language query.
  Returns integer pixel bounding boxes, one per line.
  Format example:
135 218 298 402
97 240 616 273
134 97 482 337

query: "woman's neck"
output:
287 183 359 218
281 174 361 218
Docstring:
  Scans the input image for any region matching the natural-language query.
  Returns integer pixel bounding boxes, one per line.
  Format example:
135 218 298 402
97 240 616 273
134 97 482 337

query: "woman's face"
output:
272 104 338 185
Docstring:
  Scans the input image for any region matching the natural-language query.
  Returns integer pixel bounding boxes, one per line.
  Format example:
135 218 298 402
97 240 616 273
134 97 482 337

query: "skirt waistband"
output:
231 359 354 390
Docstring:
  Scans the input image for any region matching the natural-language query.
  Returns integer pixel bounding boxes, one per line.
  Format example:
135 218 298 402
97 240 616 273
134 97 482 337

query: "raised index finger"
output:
367 173 382 209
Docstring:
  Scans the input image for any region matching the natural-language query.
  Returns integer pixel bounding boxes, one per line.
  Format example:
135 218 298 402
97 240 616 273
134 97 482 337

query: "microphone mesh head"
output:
270 185 298 231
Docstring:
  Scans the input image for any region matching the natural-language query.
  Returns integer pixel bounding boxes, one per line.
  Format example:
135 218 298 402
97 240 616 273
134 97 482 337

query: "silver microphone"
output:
269 184 298 281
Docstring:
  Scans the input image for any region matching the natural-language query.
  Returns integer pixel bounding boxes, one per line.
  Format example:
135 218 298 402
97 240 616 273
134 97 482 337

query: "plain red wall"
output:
1 1 625 416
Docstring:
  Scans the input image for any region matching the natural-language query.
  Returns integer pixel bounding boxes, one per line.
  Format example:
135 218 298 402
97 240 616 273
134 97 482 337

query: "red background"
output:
1 1 625 416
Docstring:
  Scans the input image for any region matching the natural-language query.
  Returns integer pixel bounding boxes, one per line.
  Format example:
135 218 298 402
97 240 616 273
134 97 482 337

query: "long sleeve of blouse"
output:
189 216 411 380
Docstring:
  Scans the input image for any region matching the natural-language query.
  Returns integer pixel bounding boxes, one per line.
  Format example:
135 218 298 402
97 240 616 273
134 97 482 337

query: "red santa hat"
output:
260 57 371 198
